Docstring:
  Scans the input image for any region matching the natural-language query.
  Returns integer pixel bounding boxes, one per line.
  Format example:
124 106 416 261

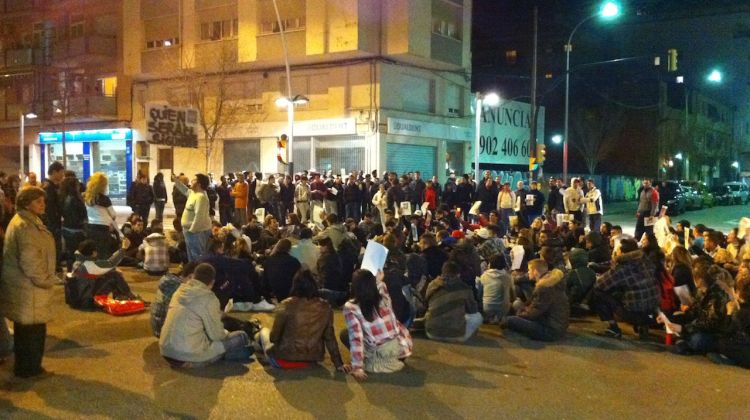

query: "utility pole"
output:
528 5 539 182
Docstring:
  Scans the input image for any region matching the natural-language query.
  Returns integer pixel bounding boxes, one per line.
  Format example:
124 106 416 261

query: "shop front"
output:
38 128 133 203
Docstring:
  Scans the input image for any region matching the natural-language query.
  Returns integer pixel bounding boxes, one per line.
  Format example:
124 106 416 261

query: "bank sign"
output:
478 100 545 166
146 103 199 148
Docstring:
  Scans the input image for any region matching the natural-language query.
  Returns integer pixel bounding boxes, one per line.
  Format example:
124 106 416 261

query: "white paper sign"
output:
330 187 338 196
739 217 750 240
556 213 573 226
399 202 412 216
511 245 525 270
361 240 389 275
673 285 693 307
469 200 482 215
254 208 265 220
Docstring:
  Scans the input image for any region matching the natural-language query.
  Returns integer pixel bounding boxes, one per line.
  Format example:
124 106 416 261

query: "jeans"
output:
500 208 514 231
219 205 233 226
593 289 654 327
589 214 602 233
634 214 654 242
155 200 166 221
569 210 583 224
184 229 211 262
345 202 361 222
504 316 558 341
426 313 483 343
221 330 252 361
685 331 718 354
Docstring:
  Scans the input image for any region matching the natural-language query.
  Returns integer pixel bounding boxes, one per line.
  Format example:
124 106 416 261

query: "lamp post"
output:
474 92 500 183
19 112 37 177
275 94 310 174
563 1 621 183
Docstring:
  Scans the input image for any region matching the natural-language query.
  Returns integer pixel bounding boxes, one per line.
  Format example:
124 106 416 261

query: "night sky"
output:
471 0 750 175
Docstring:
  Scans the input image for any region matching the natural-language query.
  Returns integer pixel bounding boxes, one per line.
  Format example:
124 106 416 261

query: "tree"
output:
571 104 625 174
166 42 256 173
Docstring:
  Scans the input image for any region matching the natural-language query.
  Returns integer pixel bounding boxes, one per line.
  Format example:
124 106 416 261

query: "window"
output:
146 37 179 49
431 0 462 40
505 50 518 65
200 18 239 41
259 16 306 34
96 76 117 97
70 15 84 39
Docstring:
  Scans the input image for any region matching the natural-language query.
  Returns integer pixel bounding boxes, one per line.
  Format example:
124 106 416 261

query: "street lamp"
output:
275 94 309 174
474 92 501 183
551 134 563 144
20 111 37 177
563 1 621 183
732 161 739 169
674 152 683 160
707 69 722 83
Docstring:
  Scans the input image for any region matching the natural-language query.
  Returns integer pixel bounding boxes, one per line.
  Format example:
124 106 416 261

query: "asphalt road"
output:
597 200 750 236
1 267 749 419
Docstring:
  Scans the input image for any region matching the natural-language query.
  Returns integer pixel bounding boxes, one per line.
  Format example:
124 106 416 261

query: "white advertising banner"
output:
477 100 545 166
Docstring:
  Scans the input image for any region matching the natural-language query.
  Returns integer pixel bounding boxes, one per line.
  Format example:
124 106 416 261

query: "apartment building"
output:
0 0 132 199
122 0 473 185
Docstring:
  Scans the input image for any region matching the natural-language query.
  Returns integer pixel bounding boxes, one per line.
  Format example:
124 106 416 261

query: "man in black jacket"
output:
44 161 65 273
343 176 362 222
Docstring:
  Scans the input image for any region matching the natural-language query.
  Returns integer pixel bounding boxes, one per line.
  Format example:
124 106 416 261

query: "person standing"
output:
496 182 515 232
216 175 233 226
411 171 426 210
172 174 189 231
84 173 119 260
231 173 249 226
564 178 584 224
174 173 213 262
0 187 57 377
294 175 311 223
344 175 362 222
128 173 155 223
634 179 659 242
60 175 88 272
279 175 295 226
455 174 473 221
153 172 168 221
42 161 65 274
582 179 604 233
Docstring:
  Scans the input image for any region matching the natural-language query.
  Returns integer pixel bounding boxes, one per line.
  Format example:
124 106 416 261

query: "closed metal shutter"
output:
386 143 436 178
224 139 261 174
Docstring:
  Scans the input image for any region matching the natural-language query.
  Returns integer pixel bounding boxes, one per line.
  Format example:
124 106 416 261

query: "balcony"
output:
53 35 117 64
141 47 180 75
67 95 117 118
3 48 43 68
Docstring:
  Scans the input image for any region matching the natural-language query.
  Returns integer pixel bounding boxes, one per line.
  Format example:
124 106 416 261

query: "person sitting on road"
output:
593 239 661 339
150 262 198 337
139 224 170 276
715 279 750 368
501 258 569 341
565 247 596 314
159 263 252 368
665 259 732 356
477 255 512 324
256 270 347 371
341 269 413 381
262 239 302 302
424 261 483 342
67 238 141 309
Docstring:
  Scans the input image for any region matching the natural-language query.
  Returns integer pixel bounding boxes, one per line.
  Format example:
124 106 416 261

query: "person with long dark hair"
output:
60 174 88 272
262 239 301 301
256 270 347 370
153 172 168 221
341 269 412 381
317 236 347 306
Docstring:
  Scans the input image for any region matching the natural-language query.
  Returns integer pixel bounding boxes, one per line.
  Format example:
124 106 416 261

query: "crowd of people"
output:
0 162 748 381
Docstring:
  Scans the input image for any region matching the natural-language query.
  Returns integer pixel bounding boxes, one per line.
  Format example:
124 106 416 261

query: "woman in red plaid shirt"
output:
341 269 412 381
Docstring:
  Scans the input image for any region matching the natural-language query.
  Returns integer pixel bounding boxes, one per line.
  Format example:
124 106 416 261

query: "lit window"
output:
545 73 553 79
505 50 518 65
200 19 240 41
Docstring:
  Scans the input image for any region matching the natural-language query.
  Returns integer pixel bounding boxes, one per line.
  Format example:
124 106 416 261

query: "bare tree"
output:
571 104 625 174
167 42 254 172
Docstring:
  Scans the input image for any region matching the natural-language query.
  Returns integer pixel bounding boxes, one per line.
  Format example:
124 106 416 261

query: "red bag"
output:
93 295 146 316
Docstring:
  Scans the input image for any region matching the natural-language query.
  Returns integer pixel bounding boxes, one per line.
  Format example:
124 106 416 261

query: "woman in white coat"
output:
371 183 388 230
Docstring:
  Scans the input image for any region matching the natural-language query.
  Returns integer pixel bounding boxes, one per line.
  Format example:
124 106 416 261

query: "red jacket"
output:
424 187 437 210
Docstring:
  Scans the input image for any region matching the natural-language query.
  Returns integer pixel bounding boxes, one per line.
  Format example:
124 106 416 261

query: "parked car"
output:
656 180 686 215
678 180 714 208
723 182 750 204
681 186 703 210
711 185 733 206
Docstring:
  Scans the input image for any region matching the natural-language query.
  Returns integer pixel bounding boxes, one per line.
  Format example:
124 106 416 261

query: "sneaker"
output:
232 302 254 312
251 299 276 312
596 327 622 339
